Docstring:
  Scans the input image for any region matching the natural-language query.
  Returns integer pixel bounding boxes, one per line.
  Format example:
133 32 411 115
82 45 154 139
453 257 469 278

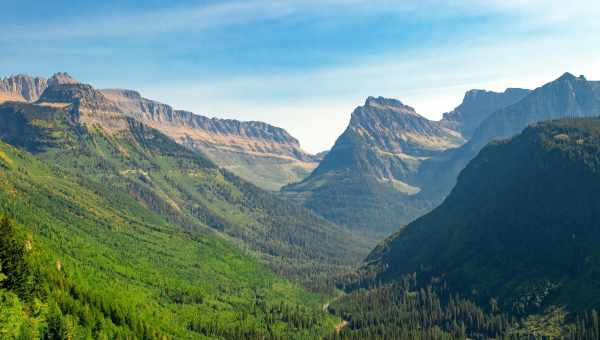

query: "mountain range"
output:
441 87 531 138
283 88 529 239
3 70 600 338
285 73 600 241
0 73 318 191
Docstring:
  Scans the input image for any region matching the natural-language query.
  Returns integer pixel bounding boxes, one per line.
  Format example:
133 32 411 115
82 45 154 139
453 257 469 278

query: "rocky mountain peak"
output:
362 96 418 116
556 72 577 81
48 72 79 87
441 87 530 138
284 95 466 236
38 81 120 114
365 96 404 107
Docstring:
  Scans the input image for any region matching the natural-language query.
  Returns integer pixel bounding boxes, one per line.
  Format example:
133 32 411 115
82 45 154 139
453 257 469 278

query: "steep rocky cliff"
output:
0 74 48 102
283 96 464 239
1 72 317 190
441 88 530 138
101 88 318 190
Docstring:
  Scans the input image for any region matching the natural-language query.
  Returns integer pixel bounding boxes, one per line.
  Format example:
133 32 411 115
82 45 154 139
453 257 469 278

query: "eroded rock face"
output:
283 96 465 238
47 72 79 86
0 74 48 102
40 83 117 111
349 96 464 157
0 72 82 103
101 88 319 190
101 89 312 157
441 88 530 138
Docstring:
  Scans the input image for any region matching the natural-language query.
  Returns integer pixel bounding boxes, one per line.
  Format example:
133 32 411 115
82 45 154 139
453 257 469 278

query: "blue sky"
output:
2 0 600 152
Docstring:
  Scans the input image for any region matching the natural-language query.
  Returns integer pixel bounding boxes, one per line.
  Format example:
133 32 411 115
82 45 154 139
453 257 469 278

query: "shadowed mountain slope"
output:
417 73 600 208
367 118 600 312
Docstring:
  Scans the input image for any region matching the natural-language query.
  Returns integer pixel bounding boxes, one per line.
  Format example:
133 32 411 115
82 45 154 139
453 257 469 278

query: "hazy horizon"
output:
3 0 600 153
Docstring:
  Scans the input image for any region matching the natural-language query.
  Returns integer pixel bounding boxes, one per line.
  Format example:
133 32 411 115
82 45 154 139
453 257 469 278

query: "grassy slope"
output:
0 101 369 288
0 140 340 338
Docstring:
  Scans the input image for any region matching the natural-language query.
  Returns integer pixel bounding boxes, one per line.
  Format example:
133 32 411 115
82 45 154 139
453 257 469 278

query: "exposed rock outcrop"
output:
0 74 48 102
101 88 319 190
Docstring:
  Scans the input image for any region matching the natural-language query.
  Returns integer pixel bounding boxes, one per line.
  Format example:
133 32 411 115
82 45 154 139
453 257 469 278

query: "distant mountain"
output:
283 75 594 241
441 88 530 138
283 96 465 239
1 72 317 191
366 118 600 312
101 88 318 190
315 150 329 160
417 73 600 206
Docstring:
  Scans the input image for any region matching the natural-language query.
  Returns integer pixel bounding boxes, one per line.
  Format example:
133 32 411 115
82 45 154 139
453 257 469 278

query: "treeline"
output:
325 274 600 340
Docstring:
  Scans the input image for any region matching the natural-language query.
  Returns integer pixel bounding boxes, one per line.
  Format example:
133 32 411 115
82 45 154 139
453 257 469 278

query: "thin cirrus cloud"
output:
2 0 600 152
2 0 404 41
3 0 569 41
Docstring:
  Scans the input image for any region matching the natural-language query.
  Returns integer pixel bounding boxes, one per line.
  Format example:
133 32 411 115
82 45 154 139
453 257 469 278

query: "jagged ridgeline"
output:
417 73 600 210
0 73 320 191
0 75 367 338
285 73 600 243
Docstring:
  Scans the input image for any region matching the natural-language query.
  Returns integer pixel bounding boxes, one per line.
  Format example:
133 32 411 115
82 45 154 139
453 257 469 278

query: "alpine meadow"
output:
2 1 600 339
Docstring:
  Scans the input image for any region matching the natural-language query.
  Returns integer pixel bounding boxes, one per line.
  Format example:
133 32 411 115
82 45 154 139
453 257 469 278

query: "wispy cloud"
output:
7 0 595 41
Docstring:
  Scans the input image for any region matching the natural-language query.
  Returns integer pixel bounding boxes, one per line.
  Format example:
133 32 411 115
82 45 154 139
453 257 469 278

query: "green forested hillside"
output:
327 276 600 339
0 139 339 338
0 94 367 338
367 117 600 312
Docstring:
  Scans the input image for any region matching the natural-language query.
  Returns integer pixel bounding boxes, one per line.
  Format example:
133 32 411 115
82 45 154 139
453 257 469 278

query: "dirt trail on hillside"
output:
322 301 348 333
